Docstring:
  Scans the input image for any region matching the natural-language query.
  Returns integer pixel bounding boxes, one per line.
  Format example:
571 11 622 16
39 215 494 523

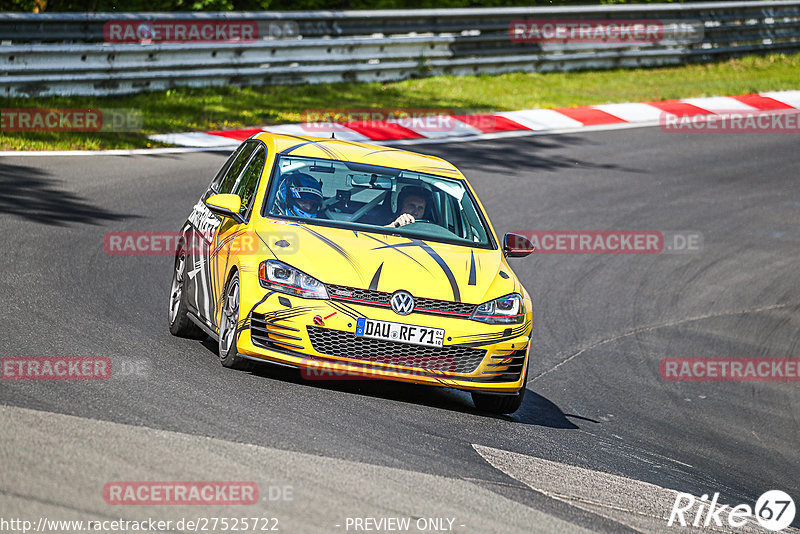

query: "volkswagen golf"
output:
168 132 535 414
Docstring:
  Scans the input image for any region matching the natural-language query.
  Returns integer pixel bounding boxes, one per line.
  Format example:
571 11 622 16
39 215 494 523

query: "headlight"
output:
258 260 329 300
471 293 525 324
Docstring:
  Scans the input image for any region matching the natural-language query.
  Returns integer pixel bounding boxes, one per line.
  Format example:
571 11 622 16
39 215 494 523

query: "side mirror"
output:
503 233 535 258
205 193 245 224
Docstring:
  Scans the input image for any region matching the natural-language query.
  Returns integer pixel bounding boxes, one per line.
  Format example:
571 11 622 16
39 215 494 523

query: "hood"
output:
256 220 517 304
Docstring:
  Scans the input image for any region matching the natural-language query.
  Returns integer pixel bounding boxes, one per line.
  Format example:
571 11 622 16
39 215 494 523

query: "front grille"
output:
326 284 476 318
327 285 391 305
250 312 304 351
306 326 486 374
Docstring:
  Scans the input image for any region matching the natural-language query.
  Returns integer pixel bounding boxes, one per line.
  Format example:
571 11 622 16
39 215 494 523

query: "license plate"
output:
355 318 444 348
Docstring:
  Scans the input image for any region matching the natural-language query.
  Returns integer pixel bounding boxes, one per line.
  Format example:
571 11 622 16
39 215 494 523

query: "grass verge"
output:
1 52 799 151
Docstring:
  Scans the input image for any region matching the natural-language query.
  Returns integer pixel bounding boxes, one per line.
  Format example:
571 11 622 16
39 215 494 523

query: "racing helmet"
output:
276 172 323 218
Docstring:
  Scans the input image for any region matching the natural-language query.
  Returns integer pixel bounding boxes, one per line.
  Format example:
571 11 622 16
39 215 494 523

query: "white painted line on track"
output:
1 404 588 534
473 444 794 534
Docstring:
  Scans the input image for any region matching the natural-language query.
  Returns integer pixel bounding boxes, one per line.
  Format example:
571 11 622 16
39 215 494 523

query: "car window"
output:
232 146 266 217
208 145 242 193
263 155 493 249
215 142 257 194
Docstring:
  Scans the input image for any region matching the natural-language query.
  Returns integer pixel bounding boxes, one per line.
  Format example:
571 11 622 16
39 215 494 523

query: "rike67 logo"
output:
668 490 796 531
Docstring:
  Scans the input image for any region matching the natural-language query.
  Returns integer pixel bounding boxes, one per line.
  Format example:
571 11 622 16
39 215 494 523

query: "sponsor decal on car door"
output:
186 198 220 324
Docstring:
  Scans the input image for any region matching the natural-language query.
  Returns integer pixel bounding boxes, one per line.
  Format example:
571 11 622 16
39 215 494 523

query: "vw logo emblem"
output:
390 291 415 316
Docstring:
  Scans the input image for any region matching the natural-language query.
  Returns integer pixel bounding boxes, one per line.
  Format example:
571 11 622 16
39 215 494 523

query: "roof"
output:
252 132 465 179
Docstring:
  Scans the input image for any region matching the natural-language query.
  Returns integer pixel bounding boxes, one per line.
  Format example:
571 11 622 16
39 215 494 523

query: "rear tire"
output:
218 271 249 370
471 357 529 414
168 244 205 338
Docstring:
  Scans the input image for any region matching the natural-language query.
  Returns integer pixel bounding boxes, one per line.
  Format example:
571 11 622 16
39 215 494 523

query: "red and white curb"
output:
149 90 800 148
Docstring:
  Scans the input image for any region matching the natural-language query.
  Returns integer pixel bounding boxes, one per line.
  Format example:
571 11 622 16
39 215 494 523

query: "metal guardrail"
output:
1 1 799 97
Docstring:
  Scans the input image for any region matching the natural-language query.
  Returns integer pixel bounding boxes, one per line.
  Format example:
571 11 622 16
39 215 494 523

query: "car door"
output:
210 142 268 330
184 141 257 326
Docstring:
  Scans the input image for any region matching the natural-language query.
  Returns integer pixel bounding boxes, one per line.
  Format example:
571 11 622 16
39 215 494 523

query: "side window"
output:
208 145 241 192
215 142 257 194
233 146 267 217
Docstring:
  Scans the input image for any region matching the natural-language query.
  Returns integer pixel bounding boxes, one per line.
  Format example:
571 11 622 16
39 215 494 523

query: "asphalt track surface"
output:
1 127 799 533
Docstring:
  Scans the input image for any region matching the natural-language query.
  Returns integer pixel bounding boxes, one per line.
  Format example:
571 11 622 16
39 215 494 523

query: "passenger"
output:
386 186 432 228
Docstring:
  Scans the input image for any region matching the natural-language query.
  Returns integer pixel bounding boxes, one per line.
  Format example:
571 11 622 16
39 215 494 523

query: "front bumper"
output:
236 291 532 394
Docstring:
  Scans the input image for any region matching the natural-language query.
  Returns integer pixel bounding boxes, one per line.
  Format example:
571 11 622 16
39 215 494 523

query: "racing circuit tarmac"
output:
0 127 798 533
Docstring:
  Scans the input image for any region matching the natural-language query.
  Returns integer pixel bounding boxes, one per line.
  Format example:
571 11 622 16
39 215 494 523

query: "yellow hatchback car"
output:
169 133 535 414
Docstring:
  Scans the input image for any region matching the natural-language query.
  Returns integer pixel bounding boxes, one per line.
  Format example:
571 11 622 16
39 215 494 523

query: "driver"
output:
387 186 431 228
274 172 324 219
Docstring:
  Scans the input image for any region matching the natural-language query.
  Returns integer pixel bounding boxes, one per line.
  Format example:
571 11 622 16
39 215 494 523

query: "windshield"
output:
262 155 494 248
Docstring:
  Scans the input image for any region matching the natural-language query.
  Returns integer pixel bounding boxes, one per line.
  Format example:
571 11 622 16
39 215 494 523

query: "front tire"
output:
218 271 248 370
471 358 529 414
168 244 204 338
471 390 525 414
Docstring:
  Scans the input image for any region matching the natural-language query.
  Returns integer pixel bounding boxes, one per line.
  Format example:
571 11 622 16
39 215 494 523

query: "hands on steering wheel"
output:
389 213 413 228
389 214 432 228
